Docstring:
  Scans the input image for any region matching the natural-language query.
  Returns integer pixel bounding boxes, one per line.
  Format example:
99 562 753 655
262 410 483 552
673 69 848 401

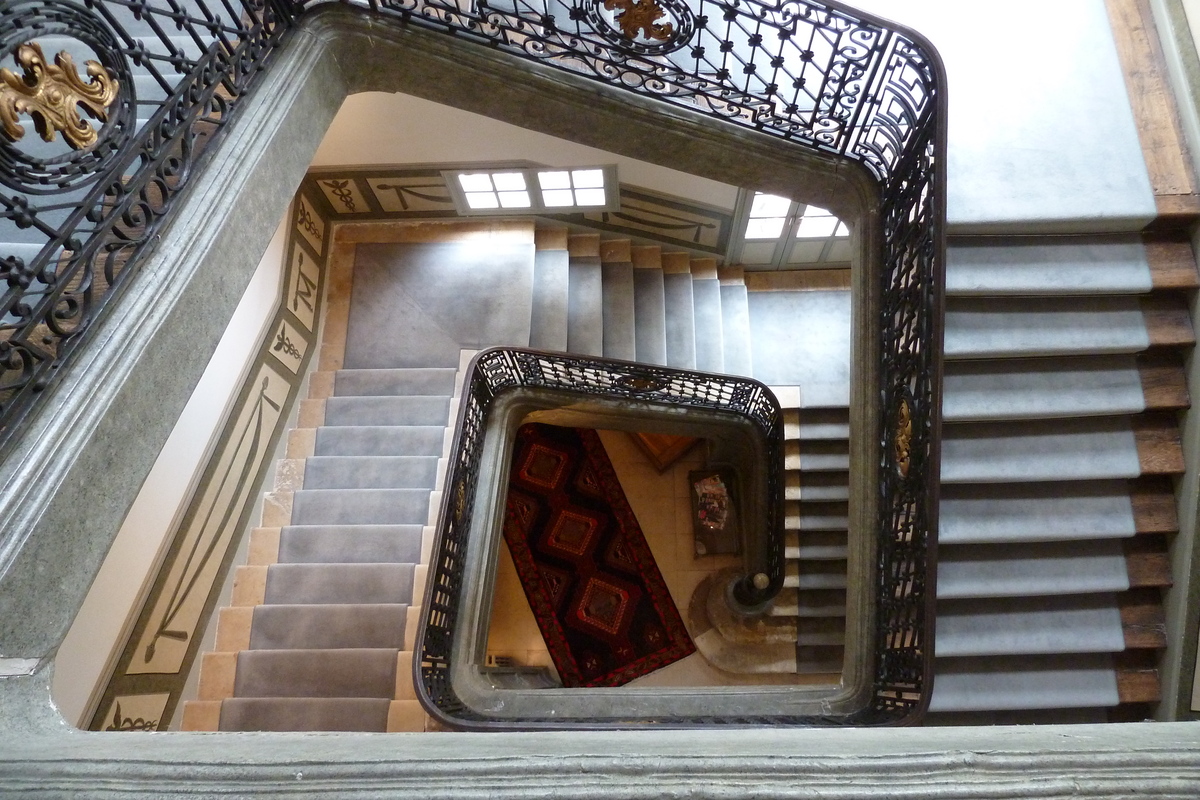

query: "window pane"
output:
574 188 607 206
572 169 605 188
459 173 494 192
465 192 499 209
492 172 527 191
802 204 832 217
835 222 849 237
541 189 575 207
750 193 790 217
745 217 786 239
498 191 531 208
537 170 571 190
795 215 838 238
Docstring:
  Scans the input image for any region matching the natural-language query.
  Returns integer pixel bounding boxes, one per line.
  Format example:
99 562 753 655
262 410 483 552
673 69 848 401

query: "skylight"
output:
445 166 619 216
736 191 851 269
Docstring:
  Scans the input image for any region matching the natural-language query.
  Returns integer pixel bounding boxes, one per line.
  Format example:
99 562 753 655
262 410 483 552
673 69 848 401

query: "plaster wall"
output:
312 92 740 209
51 218 289 728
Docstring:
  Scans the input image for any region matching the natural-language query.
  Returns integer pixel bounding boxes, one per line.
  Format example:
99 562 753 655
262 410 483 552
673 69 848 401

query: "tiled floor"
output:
484 426 814 687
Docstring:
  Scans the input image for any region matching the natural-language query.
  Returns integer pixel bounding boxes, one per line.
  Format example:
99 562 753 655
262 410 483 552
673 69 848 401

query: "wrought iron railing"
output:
0 0 295 443
1 0 942 725
419 347 791 725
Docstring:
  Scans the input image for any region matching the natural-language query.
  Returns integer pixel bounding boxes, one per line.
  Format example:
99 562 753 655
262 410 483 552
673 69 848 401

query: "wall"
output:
311 92 740 209
50 218 289 727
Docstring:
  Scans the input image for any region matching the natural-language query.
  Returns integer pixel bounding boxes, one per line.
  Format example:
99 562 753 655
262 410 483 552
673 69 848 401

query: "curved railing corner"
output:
0 0 943 725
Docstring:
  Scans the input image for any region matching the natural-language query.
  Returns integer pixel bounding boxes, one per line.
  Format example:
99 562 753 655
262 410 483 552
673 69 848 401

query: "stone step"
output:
784 530 848 561
302 456 440 490
323 395 450 427
233 648 398 698
264 562 415 605
662 254 697 370
277 525 424 564
633 262 667 365
944 296 1150 359
250 603 409 650
691 259 724 373
929 653 1118 712
935 594 1125 657
771 587 847 617
333 368 457 397
785 471 849 502
783 407 849 441
219 697 393 732
937 540 1129 599
530 248 570 351
939 481 1140 544
315 426 445 457
942 355 1146 422
718 268 753 377
785 500 848 532
784 439 849 472
941 418 1140 484
601 260 636 360
566 254 603 356
290 488 432 526
944 235 1152 297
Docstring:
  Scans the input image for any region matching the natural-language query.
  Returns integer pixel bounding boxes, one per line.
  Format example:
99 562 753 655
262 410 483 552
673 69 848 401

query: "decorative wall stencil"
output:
88 190 328 730
0 41 119 149
304 168 732 256
366 174 456 214
96 693 169 733
319 177 370 214
287 245 321 332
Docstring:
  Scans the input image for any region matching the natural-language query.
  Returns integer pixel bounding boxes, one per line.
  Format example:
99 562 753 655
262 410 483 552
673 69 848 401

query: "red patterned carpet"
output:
503 423 695 687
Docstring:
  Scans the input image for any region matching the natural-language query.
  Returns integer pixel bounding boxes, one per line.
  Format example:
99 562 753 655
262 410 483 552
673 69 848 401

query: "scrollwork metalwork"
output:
0 41 119 150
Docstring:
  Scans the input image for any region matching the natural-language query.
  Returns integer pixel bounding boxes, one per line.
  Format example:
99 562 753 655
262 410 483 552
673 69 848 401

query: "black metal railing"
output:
418 347 788 725
2 0 942 725
0 0 295 443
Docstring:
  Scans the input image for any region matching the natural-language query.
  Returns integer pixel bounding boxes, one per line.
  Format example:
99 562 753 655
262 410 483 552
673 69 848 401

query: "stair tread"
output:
219 697 392 732
938 539 1129 599
940 481 1137 544
250 603 409 650
567 255 603 356
691 273 724 373
233 648 398 698
945 296 1149 358
278 525 423 564
333 368 457 397
291 487 432 526
530 249 570 351
936 594 1125 657
719 283 753 377
943 355 1145 421
302 456 440 490
264 562 415 605
315 426 445 457
941 417 1139 483
323 396 450 427
601 261 636 360
633 267 667 365
663 271 698 369
929 653 1118 712
945 235 1152 296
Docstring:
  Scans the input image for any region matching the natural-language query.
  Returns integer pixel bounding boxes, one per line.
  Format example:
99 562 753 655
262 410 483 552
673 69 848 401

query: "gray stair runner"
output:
219 366 449 732
601 260 637 361
567 254 604 356
531 248 570 351
633 265 668 366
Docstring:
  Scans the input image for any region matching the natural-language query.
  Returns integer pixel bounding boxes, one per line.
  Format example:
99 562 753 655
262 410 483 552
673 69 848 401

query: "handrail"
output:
420 347 787 726
1 0 943 725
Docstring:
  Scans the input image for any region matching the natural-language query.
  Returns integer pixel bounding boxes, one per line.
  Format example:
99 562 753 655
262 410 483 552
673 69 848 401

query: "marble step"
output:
929 653 1119 712
784 530 848 561
942 355 1146 422
323 395 450 427
938 540 1130 599
264 562 415 605
784 439 849 472
315 426 445 457
691 260 724 373
945 235 1152 296
662 255 698 369
601 260 636 361
944 296 1151 359
785 500 848 532
566 254 603 356
249 603 409 650
935 594 1125 657
302 456 440 490
233 648 398 698
290 488 432 526
785 471 849 502
277 525 424 564
939 481 1142 544
783 407 849 441
333 368 457 397
530 248 570 351
633 263 667 365
718 269 753 377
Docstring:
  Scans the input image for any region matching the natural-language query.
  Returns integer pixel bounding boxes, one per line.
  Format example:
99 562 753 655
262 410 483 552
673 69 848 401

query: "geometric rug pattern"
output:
503 423 695 687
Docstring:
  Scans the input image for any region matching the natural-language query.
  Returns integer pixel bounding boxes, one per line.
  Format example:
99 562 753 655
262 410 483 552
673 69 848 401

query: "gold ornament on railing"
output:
895 397 912 478
0 42 119 150
602 0 674 42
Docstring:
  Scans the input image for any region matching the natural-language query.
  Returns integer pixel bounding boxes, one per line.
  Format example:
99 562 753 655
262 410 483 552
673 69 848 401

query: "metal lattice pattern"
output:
0 0 293 441
1 0 942 725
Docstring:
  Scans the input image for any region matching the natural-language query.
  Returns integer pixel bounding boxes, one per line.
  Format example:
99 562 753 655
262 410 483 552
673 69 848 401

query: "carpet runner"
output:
503 423 695 687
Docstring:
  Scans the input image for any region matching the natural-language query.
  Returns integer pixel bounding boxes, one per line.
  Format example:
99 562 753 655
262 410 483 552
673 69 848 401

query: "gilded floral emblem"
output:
0 41 119 150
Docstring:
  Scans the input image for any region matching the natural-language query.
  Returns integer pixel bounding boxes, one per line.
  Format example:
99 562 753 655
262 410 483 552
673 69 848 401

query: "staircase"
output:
183 218 1191 730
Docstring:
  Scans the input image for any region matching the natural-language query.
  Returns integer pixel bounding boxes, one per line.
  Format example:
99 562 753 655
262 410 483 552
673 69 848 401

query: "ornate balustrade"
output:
0 0 943 726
